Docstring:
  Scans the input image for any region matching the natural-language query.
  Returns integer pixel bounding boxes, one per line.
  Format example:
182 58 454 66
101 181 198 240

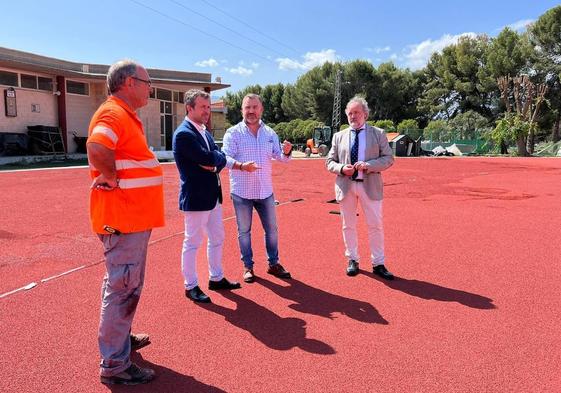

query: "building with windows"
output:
0 47 229 153
211 100 228 141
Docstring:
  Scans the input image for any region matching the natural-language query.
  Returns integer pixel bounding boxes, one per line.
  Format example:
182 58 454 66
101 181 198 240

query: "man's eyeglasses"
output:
131 76 152 87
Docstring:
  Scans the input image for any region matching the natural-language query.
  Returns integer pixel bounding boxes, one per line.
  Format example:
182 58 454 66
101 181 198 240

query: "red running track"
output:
1 157 560 392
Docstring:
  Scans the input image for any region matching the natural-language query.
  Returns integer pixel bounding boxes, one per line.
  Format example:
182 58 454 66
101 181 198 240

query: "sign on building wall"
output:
4 87 17 117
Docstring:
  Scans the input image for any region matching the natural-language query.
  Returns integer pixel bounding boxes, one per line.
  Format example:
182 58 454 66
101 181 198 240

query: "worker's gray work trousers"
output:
97 230 152 377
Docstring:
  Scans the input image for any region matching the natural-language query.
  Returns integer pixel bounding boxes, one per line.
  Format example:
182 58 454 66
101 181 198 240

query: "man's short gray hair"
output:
107 60 139 94
243 93 263 105
346 96 370 117
184 89 210 107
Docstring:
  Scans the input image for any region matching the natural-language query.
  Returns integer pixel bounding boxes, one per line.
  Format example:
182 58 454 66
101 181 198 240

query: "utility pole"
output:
331 69 342 132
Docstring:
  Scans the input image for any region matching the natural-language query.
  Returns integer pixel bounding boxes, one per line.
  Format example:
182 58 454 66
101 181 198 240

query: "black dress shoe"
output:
373 265 394 280
185 286 211 303
208 277 241 290
346 260 359 276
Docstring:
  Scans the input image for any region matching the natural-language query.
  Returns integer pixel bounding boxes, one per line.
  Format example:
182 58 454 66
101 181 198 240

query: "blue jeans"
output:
231 193 279 269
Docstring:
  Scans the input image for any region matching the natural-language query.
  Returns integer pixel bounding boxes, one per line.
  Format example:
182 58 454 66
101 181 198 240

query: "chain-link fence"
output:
399 129 490 155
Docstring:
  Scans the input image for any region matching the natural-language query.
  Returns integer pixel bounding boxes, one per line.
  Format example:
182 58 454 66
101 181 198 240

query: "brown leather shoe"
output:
130 333 151 351
243 268 255 283
267 263 291 278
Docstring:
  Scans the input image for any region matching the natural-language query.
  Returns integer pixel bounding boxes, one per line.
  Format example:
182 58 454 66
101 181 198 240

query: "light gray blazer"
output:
326 125 394 201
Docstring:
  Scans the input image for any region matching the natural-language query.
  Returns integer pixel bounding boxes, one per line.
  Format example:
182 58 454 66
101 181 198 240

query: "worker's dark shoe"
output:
267 263 291 279
373 265 394 280
209 277 241 290
130 333 151 351
346 260 359 276
100 363 155 385
185 286 211 303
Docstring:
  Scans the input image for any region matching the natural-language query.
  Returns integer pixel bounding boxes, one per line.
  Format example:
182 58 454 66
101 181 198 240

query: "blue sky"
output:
2 1 559 97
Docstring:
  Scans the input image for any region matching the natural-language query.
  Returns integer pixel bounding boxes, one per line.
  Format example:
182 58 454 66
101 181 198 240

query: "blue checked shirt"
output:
223 120 291 199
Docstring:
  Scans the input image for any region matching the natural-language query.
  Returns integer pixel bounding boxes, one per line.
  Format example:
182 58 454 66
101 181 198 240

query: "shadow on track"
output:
367 274 496 309
103 353 226 392
257 278 388 324
201 290 336 355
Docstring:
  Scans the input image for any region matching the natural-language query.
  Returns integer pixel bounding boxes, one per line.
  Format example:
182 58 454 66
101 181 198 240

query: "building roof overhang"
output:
0 46 229 91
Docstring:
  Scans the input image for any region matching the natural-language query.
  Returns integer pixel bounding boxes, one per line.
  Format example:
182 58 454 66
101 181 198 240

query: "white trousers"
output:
338 181 385 265
181 202 225 290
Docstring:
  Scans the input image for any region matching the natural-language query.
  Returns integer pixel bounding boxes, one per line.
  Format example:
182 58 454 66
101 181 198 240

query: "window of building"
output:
66 80 89 95
0 70 18 87
38 77 53 92
156 88 172 101
160 101 172 114
173 91 184 103
21 74 38 89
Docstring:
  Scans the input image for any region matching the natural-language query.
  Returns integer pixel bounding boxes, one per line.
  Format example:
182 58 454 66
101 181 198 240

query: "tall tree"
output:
281 62 343 124
419 35 494 120
496 75 548 155
224 84 263 124
340 60 377 121
281 84 308 120
486 28 534 79
371 62 421 123
268 84 288 124
528 5 561 141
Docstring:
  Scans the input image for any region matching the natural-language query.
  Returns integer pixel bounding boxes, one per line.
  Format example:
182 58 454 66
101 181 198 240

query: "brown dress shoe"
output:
267 263 291 278
130 333 151 351
243 268 255 283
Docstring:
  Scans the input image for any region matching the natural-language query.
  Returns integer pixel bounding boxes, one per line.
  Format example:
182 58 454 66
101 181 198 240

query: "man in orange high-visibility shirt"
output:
87 60 164 386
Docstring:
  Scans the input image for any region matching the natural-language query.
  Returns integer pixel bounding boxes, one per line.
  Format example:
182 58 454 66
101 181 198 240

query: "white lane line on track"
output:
0 198 305 300
0 282 37 299
41 265 88 283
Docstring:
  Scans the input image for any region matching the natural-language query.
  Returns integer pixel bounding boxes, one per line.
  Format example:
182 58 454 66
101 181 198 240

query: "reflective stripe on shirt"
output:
118 176 164 189
91 126 118 144
89 158 160 172
115 158 160 170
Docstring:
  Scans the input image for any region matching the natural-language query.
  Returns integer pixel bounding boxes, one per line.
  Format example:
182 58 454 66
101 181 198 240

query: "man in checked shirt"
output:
222 93 293 283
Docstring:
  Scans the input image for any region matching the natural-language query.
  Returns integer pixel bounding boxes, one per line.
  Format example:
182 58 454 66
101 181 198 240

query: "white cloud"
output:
195 58 219 67
402 32 476 69
505 19 534 32
251 62 260 69
365 46 391 54
276 49 338 71
227 66 253 76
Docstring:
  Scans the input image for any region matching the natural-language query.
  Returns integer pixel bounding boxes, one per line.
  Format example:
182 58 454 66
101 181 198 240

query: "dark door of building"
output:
160 100 173 150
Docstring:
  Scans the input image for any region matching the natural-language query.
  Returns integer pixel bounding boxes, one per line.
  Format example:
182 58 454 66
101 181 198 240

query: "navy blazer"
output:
172 119 226 211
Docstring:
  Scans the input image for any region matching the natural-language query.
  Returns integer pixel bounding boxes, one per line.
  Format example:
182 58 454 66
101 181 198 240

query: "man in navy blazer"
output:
172 89 240 303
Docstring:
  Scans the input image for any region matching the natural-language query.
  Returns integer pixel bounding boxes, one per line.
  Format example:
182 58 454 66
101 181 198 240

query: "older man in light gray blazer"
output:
326 96 394 279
